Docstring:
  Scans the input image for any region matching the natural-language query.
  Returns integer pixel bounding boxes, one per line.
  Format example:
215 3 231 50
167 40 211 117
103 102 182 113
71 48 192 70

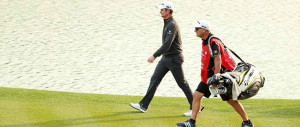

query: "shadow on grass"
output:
1 111 183 127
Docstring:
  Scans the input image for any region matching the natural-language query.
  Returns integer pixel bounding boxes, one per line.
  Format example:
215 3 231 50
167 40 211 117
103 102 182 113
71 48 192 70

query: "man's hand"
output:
212 83 217 88
147 56 156 63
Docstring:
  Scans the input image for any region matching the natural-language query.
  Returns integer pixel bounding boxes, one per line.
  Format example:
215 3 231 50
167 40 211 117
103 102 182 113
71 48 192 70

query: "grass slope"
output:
0 87 299 127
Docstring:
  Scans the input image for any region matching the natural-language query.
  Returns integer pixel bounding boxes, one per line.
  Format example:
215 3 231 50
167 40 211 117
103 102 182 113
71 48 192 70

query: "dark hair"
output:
163 9 173 14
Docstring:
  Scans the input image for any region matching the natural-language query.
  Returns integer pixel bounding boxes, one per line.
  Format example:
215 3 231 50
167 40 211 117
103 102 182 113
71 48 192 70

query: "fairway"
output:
0 87 299 127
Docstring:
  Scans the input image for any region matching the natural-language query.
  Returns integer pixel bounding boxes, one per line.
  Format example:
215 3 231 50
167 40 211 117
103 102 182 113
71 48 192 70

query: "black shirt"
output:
203 33 221 57
153 17 182 58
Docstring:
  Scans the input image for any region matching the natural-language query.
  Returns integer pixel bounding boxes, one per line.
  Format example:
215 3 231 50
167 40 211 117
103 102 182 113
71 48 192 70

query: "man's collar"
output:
202 33 213 45
164 16 173 23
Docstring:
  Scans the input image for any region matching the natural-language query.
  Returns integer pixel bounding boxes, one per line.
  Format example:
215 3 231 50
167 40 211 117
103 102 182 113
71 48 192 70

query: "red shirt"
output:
201 34 236 84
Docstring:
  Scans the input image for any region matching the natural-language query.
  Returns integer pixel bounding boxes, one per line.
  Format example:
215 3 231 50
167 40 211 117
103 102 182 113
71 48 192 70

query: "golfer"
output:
130 1 194 116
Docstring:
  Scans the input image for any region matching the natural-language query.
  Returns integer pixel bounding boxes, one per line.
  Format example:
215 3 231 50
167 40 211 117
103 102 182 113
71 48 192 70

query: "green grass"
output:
0 87 299 127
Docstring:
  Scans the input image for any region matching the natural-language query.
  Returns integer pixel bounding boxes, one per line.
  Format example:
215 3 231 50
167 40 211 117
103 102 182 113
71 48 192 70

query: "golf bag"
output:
206 37 265 100
207 62 265 100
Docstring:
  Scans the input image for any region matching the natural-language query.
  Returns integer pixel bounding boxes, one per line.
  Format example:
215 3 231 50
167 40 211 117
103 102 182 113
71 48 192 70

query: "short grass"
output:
0 87 299 127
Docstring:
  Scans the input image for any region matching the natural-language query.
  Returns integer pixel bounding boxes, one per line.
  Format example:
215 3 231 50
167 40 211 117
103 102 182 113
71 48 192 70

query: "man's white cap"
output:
194 20 210 30
157 1 174 10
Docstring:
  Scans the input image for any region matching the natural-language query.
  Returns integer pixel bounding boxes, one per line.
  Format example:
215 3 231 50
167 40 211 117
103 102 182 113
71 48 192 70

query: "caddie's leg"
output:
191 91 204 120
227 99 249 121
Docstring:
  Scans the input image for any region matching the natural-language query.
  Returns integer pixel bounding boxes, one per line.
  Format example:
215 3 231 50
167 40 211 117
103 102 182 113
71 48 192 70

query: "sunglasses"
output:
195 27 201 31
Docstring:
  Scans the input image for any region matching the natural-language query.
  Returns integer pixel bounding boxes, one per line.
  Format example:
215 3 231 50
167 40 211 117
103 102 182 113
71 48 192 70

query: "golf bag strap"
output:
227 48 246 65
208 36 247 65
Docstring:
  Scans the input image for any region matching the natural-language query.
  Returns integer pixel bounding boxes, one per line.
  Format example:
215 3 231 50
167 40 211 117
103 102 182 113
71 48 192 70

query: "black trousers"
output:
139 53 193 110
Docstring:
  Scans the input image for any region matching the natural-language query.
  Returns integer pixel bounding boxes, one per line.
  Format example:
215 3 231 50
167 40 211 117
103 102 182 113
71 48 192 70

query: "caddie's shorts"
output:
196 81 231 101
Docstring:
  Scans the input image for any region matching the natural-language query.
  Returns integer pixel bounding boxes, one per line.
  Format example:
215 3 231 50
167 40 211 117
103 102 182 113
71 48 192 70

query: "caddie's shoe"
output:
129 103 146 113
241 120 254 127
176 119 196 127
183 107 205 116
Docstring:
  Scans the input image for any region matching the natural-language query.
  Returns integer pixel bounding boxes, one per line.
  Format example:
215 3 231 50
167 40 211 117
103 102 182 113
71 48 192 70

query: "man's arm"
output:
214 55 221 74
152 24 176 58
211 39 222 74
211 40 221 87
